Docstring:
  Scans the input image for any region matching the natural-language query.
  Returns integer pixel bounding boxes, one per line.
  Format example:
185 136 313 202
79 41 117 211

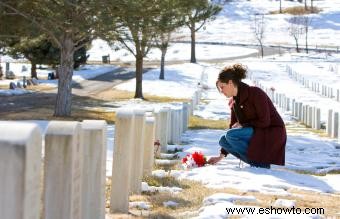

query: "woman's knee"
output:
219 135 228 146
225 129 240 141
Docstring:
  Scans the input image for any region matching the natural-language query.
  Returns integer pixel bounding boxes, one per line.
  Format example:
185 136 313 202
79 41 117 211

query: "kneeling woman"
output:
208 64 286 168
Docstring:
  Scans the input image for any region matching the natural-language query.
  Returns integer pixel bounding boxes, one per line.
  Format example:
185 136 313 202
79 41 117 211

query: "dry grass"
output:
26 84 56 92
94 89 189 103
0 105 116 123
105 174 340 218
0 84 8 89
270 6 321 15
145 179 214 218
189 116 228 130
285 122 329 138
143 175 185 189
0 88 188 123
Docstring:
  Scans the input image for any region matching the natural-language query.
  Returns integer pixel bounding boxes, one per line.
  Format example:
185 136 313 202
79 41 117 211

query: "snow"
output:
272 199 297 208
0 64 117 95
163 201 179 208
203 193 257 205
141 182 183 194
129 201 151 210
1 0 340 218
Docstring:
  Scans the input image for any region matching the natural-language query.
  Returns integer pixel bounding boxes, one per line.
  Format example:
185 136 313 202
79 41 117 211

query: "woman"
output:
207 64 286 168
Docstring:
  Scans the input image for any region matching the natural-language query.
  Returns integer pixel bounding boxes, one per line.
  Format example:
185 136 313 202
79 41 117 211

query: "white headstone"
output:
331 112 339 138
327 110 333 137
81 120 107 219
0 122 42 219
110 109 134 213
44 121 82 219
182 102 189 132
143 116 156 176
155 108 169 155
130 109 145 194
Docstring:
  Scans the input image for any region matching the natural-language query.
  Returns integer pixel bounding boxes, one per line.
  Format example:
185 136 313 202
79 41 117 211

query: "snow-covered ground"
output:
85 0 340 62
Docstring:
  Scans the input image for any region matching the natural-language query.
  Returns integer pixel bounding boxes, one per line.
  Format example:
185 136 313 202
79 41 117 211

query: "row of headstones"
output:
0 62 16 79
0 120 107 219
250 76 340 141
0 97 199 219
286 65 340 102
110 101 193 213
9 76 39 90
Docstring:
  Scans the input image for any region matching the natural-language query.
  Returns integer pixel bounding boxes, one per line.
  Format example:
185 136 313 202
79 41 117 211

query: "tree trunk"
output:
135 51 144 99
260 43 264 58
311 0 313 11
159 47 167 80
279 0 282 13
305 0 307 10
305 28 308 53
295 38 300 53
31 61 37 79
190 21 196 63
54 35 74 117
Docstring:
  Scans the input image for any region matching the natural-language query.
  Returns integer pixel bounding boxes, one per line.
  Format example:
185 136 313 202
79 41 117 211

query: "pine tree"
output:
0 0 105 116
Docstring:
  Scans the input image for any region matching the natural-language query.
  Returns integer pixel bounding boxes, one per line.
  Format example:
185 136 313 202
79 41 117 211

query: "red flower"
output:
192 151 206 167
182 151 207 169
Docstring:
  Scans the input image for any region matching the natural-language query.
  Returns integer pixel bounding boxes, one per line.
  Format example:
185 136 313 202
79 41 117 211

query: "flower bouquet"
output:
182 151 207 169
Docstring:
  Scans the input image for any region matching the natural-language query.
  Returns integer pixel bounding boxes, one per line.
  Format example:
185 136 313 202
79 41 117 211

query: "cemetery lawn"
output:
189 116 228 130
0 88 189 125
105 176 340 218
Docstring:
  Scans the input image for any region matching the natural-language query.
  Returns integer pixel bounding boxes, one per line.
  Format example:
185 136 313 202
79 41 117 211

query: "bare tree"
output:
253 14 266 58
311 0 314 11
183 0 221 63
301 15 312 53
288 16 304 53
280 0 282 13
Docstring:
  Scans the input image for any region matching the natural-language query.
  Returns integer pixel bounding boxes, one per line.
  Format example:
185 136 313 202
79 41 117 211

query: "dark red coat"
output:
229 82 286 165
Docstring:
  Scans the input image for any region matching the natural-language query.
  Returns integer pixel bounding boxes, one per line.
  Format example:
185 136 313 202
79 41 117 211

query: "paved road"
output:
72 67 140 96
0 67 140 113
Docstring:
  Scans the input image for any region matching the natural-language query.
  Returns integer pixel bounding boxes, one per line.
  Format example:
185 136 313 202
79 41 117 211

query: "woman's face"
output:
217 80 234 97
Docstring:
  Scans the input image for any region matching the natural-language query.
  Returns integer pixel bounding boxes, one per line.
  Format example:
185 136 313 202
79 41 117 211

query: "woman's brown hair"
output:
217 64 247 85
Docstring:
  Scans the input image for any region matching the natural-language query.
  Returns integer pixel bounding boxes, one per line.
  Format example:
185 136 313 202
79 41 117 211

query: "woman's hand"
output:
207 154 224 165
232 122 242 128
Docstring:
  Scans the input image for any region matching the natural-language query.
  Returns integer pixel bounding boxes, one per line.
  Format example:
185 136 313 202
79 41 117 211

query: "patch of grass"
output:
95 88 189 103
0 84 8 89
144 94 188 103
189 116 228 130
26 84 56 92
270 6 321 15
147 179 213 217
0 106 116 124
71 108 116 123
94 89 135 101
327 169 340 174
285 123 329 138
143 175 186 189
105 173 340 218
293 169 327 176
153 162 182 172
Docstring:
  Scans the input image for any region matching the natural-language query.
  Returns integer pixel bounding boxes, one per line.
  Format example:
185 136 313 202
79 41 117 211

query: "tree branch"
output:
0 1 62 48
195 20 206 32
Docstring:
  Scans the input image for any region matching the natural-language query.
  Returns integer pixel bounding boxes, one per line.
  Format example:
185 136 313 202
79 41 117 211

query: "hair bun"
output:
232 64 247 80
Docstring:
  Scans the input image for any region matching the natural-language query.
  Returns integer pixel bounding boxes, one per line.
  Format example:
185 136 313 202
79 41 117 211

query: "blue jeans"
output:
219 127 270 168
